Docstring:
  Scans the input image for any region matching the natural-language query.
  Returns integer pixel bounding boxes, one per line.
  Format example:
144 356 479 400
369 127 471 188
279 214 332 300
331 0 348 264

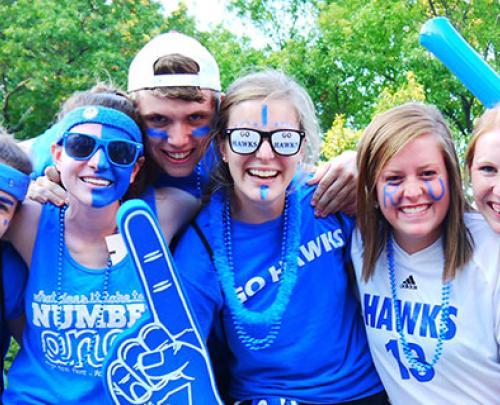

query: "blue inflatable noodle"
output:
103 199 222 405
420 17 500 108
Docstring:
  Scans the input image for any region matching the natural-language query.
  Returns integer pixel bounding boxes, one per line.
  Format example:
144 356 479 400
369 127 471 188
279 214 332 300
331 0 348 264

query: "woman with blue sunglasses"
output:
2 98 198 403
173 70 387 404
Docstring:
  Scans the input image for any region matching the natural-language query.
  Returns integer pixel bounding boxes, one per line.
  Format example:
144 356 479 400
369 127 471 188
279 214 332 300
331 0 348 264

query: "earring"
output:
221 155 227 162
374 201 380 209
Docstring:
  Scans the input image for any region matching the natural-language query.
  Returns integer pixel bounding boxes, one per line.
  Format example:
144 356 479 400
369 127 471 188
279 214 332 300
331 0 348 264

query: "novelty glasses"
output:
62 132 143 167
224 128 305 156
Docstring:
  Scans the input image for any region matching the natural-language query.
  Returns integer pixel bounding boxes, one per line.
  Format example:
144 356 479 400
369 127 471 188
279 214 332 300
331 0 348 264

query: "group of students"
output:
0 30 498 405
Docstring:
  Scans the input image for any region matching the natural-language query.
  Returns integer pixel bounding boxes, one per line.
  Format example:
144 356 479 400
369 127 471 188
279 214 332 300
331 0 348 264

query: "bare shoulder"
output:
5 199 43 266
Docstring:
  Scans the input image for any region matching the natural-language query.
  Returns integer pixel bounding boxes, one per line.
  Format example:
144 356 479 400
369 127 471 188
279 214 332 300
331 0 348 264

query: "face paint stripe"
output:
191 126 211 137
146 127 169 139
0 196 15 206
261 104 268 127
425 177 446 201
383 184 402 208
260 185 269 201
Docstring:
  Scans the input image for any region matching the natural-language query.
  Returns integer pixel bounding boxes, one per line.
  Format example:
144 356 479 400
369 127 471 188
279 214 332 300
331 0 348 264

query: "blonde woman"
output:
353 103 500 404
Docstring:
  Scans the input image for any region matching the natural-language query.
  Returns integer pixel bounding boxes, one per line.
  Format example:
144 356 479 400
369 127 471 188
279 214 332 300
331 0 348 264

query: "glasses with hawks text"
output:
62 132 143 168
224 128 305 157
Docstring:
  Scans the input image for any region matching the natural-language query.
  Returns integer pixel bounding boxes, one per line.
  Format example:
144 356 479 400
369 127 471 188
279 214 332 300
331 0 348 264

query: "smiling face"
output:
470 130 500 233
376 133 450 253
221 98 303 216
54 123 142 208
137 91 215 178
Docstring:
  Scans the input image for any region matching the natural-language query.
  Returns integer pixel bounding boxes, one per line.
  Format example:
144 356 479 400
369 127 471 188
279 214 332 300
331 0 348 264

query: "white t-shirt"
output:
352 212 500 405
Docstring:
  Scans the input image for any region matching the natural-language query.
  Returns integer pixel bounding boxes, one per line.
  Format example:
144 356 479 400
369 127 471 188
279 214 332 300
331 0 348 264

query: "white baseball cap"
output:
128 31 221 92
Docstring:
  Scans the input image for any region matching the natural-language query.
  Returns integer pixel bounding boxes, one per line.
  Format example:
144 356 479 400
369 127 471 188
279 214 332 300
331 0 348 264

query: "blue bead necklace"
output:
213 190 301 351
56 205 111 365
195 161 201 198
386 234 451 373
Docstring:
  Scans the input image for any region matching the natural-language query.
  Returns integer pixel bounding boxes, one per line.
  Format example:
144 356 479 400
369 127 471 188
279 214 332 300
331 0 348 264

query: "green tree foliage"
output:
230 0 498 140
321 71 426 160
0 0 198 139
321 114 362 160
373 71 426 115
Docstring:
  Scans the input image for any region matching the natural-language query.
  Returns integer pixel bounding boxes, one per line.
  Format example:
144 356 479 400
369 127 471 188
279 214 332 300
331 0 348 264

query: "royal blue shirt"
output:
173 183 383 403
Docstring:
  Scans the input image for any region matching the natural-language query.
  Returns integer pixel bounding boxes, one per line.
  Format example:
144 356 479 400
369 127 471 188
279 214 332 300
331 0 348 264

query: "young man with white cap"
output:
127 31 222 198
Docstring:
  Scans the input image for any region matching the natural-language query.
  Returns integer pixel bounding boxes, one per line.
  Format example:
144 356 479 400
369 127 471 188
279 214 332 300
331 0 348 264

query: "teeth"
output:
491 202 500 214
167 151 191 160
248 169 278 178
400 205 428 214
82 177 111 186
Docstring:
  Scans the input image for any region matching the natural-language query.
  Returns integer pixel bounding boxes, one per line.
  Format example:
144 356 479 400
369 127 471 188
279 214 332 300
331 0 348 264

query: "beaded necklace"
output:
213 189 301 350
195 162 202 198
55 205 111 366
386 234 451 373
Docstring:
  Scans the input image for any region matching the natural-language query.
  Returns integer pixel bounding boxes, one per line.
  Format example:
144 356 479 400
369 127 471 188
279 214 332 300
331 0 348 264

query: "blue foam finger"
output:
104 199 222 405
420 17 500 108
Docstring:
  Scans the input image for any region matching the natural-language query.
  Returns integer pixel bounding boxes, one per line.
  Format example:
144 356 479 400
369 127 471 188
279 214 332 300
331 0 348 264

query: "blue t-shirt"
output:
3 204 149 404
1 243 28 358
173 183 383 403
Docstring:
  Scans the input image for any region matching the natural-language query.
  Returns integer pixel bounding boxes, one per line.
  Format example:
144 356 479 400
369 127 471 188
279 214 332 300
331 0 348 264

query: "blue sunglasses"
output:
63 132 143 167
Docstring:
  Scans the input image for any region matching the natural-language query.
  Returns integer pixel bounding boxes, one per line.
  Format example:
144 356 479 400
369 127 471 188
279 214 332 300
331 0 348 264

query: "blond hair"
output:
357 102 473 281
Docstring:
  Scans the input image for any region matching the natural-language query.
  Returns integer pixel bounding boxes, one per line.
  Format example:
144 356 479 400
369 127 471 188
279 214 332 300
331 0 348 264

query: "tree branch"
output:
2 78 30 127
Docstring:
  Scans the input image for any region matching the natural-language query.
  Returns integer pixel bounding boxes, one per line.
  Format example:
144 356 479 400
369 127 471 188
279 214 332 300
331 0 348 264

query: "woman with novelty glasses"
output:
2 97 198 403
173 70 388 404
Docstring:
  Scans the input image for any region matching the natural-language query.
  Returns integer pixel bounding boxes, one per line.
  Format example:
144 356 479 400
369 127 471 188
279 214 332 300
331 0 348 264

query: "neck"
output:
394 228 441 254
231 190 285 223
64 200 119 238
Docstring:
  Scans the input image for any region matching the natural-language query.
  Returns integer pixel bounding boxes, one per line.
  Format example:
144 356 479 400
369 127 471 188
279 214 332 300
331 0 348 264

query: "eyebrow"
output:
0 196 15 206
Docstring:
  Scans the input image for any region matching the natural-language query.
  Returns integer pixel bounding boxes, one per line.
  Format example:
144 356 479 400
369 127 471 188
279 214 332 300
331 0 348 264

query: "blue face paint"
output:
3 219 8 226
425 177 446 201
0 195 15 207
383 184 402 208
260 185 269 201
146 127 169 139
261 104 268 127
191 125 211 137
89 125 138 208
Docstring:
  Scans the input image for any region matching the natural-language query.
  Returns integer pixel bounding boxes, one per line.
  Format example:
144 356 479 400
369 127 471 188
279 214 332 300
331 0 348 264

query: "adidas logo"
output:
400 275 417 290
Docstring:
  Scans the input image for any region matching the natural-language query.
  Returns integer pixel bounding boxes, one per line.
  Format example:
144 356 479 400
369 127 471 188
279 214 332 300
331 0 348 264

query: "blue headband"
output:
57 106 143 143
0 163 30 201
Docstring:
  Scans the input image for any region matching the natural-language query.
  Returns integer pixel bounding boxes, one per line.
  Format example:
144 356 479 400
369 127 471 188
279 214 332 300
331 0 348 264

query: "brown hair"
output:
466 104 500 170
357 102 473 281
131 54 220 106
